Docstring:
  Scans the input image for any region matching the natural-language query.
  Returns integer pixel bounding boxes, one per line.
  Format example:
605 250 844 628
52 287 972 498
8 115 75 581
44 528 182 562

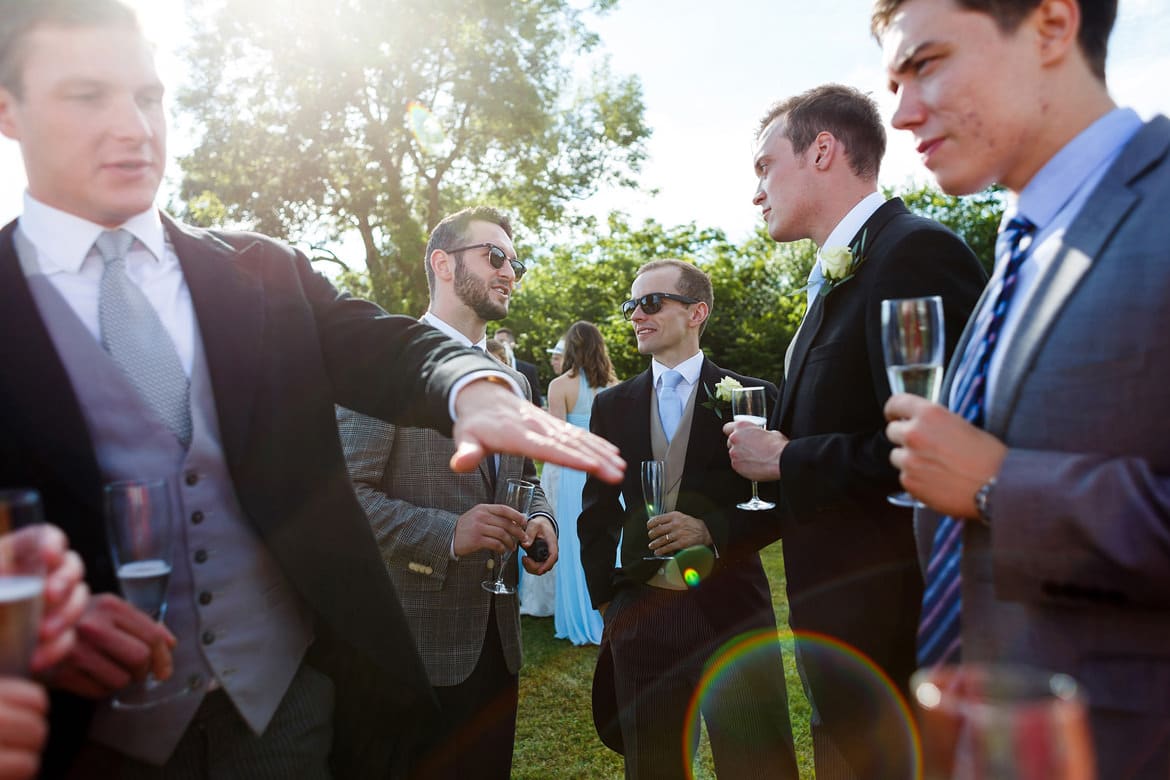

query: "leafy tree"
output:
175 0 649 315
894 184 1005 275
502 217 815 388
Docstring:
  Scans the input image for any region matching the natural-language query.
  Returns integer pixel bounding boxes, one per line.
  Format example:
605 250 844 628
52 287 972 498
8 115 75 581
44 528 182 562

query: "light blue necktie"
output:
658 370 685 443
806 260 825 307
96 229 193 448
917 216 1036 667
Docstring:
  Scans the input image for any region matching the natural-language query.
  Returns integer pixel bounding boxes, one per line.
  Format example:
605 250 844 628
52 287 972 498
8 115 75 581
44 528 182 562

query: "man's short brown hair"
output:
870 0 1116 81
0 0 140 97
757 84 886 181
423 206 514 293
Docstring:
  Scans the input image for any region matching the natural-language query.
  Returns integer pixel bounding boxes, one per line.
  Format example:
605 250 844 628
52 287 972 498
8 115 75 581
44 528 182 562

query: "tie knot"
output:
94 229 135 265
661 370 684 391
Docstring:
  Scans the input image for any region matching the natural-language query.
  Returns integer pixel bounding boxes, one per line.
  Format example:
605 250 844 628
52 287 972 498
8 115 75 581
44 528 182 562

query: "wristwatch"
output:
974 476 997 525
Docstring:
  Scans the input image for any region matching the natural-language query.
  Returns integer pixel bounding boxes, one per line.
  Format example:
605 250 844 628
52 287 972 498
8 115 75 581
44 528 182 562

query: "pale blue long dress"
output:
553 372 605 645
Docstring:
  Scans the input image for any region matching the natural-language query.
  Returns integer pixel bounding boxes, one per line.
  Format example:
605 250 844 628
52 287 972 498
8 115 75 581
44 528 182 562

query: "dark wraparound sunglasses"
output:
620 292 700 320
448 242 526 281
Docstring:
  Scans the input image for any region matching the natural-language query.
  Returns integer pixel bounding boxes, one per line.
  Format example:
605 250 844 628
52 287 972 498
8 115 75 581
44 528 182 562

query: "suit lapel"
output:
778 199 908 429
777 295 824 428
987 118 1168 433
164 215 265 469
683 359 729 481
0 222 104 516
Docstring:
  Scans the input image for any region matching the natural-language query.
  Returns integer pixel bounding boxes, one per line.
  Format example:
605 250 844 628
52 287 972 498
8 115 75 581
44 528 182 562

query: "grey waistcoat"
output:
17 231 314 765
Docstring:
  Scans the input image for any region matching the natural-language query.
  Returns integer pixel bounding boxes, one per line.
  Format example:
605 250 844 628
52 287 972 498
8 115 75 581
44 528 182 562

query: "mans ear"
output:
811 131 837 170
0 87 20 141
1032 0 1080 68
690 301 710 329
430 248 453 282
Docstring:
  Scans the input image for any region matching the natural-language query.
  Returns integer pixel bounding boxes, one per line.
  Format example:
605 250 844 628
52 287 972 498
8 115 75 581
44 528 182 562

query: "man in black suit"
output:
0 1 621 776
493 327 543 407
580 259 798 780
725 84 985 779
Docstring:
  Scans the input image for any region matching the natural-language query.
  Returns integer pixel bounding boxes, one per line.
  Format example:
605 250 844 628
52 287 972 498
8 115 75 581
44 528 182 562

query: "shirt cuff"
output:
448 370 524 421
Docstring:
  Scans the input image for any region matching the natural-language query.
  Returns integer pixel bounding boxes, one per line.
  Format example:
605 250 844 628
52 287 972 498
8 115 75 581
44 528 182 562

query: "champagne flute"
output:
912 663 1094 780
881 296 945 507
729 387 776 511
104 479 186 709
0 490 46 676
641 460 671 561
482 478 535 595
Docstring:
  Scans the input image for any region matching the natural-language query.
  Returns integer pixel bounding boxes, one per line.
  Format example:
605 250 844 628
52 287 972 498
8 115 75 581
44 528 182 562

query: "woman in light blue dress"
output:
547 322 617 645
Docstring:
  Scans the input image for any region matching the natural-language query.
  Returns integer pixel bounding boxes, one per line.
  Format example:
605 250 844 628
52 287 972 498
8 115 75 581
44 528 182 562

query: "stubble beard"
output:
454 256 508 322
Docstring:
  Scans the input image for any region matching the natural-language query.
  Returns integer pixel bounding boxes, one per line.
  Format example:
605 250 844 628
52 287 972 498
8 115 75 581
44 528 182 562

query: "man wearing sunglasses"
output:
580 259 799 779
724 84 985 779
336 206 556 780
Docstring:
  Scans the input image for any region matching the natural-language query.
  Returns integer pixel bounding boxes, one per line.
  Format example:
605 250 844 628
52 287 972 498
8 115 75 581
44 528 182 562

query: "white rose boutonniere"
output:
820 245 854 281
700 376 742 419
817 228 868 298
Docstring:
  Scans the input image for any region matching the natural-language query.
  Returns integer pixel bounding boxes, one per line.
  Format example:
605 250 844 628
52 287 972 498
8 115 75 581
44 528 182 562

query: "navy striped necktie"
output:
917 215 1036 667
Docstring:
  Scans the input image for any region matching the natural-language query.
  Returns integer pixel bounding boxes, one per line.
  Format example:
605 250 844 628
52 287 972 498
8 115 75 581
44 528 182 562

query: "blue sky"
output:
2 0 1168 242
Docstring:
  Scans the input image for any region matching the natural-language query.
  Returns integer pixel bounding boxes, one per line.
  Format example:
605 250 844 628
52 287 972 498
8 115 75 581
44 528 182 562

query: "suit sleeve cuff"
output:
448 371 523 421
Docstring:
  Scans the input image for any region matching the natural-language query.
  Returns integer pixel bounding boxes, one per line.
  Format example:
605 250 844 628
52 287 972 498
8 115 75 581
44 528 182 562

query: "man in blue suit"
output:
876 1 1170 776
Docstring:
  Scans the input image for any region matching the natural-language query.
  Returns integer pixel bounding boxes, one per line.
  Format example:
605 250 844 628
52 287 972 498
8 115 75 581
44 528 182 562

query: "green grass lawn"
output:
513 541 815 778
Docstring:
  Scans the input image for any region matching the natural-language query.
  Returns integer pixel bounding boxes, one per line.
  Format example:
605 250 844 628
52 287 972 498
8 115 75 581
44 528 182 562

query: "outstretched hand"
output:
451 379 624 484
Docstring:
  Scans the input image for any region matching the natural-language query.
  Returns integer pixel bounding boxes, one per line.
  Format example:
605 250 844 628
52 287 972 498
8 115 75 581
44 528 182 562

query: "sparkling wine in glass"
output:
641 460 671 561
104 479 186 709
730 387 776 511
482 478 535 595
0 490 46 676
881 296 945 507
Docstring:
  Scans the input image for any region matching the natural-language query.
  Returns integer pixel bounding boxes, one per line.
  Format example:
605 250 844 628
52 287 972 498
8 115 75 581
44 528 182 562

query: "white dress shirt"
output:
18 194 195 375
807 191 887 303
651 351 705 406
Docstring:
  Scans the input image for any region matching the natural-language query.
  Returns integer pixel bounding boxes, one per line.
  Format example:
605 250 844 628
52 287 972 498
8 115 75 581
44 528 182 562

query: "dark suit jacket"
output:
917 116 1170 777
515 359 543 407
775 198 985 700
579 360 782 747
0 214 503 776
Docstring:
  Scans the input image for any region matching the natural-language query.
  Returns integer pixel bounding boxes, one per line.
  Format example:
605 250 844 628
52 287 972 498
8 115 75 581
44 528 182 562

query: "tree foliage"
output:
892 183 1004 275
176 0 649 315
500 217 814 388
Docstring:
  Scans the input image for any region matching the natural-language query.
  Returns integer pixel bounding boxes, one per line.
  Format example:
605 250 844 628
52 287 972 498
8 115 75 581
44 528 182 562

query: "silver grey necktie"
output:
96 229 192 448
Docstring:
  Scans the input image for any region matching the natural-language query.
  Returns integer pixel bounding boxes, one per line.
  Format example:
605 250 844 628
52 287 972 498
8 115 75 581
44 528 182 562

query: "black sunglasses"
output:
448 242 526 281
620 292 700 320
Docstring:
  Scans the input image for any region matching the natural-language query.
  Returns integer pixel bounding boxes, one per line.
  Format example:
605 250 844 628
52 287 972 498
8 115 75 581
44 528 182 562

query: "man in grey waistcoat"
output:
0 1 623 776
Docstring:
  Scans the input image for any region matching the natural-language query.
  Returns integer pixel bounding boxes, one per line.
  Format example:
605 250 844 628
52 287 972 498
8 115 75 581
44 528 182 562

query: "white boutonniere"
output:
817 228 868 297
700 376 742 419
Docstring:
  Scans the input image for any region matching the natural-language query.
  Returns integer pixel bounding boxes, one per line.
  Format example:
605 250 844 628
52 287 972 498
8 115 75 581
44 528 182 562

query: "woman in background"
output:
518 338 566 618
546 322 617 645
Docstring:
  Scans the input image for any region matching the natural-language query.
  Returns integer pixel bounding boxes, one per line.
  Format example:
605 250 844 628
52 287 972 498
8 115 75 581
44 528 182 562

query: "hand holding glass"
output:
104 479 186 708
881 296 945 507
482 478 535 595
0 490 46 676
729 387 776 511
641 460 671 561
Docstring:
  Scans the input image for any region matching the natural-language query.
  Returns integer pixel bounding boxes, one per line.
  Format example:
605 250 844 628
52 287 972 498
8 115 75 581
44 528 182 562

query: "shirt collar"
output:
820 191 886 259
420 311 486 350
19 193 166 273
1008 107 1142 230
651 351 704 388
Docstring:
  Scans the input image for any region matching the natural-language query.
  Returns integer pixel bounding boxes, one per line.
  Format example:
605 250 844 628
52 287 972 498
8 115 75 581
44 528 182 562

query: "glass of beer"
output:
0 489 47 676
